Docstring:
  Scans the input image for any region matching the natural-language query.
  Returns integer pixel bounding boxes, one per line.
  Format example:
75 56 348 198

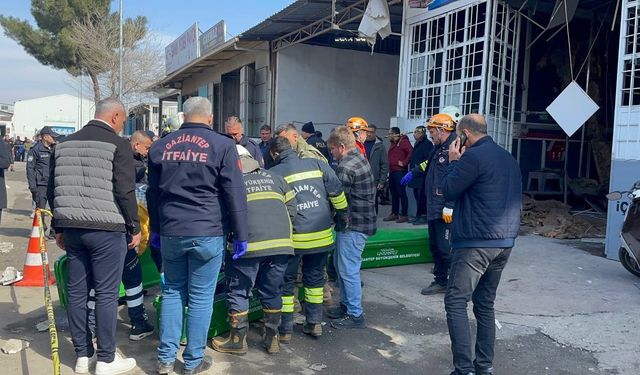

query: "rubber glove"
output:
150 232 161 249
400 171 413 186
232 240 248 260
442 207 453 224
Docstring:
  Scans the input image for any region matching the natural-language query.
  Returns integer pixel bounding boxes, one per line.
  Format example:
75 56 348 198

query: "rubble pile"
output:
521 196 606 239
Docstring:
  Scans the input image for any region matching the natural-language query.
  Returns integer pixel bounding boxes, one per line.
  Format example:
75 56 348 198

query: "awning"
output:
159 38 267 87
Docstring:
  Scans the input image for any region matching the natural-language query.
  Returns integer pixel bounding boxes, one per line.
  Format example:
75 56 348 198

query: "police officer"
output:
420 107 461 295
269 136 348 342
27 126 59 237
212 145 296 356
300 122 331 162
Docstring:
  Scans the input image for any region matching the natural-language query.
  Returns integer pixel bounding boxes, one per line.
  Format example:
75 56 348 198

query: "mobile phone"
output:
458 133 467 151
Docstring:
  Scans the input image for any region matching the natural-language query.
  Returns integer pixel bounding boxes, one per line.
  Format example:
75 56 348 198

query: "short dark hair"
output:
458 114 487 135
269 136 292 154
260 124 271 132
390 126 401 135
369 124 377 131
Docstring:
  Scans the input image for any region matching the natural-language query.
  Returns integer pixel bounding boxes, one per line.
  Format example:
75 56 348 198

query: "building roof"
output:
158 0 403 88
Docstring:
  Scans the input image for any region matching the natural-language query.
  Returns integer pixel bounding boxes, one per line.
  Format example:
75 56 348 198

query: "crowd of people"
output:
1 95 522 375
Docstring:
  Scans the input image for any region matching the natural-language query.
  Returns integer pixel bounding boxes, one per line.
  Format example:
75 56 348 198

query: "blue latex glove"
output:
400 171 413 186
150 232 161 249
232 240 248 260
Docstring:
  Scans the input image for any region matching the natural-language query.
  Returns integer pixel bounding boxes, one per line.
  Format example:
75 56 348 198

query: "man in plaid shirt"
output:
326 125 377 329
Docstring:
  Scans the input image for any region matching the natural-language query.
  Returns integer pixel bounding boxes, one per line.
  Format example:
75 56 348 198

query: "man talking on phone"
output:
441 114 521 375
419 107 461 295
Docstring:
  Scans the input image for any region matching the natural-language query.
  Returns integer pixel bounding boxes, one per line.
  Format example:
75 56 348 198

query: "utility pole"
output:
118 0 124 101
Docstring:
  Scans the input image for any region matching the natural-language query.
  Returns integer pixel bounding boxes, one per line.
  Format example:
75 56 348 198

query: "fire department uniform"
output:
212 151 296 355
269 149 348 340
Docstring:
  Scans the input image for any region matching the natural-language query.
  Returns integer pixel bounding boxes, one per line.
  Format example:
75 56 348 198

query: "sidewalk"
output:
1 163 639 374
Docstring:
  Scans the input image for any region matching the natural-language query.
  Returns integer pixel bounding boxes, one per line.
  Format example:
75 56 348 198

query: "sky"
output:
0 0 294 105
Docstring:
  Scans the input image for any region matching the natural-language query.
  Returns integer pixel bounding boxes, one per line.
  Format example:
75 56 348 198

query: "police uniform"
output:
212 154 296 355
26 141 53 209
269 149 348 339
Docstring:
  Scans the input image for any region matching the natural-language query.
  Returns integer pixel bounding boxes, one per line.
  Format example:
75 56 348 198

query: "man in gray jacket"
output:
363 125 388 214
49 97 140 375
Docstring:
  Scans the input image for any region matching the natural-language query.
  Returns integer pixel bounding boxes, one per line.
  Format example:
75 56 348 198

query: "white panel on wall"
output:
275 44 400 133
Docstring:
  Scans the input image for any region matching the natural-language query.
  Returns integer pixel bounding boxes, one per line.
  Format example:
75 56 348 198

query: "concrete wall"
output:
275 44 399 135
12 94 95 139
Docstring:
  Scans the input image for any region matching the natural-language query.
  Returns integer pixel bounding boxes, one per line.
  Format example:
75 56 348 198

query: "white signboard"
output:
200 21 226 54
546 81 599 137
165 23 200 75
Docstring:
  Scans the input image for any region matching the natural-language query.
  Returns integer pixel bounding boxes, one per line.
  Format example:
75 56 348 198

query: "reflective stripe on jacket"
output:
269 149 347 254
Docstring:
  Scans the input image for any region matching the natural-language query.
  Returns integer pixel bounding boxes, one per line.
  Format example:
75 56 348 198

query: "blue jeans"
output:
334 231 368 317
445 247 512 375
157 236 224 370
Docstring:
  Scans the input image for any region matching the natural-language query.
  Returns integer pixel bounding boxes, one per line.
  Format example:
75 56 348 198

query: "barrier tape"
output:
36 209 59 375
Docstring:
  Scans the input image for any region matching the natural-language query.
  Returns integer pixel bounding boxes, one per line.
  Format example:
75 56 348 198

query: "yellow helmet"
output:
347 116 369 132
426 113 455 132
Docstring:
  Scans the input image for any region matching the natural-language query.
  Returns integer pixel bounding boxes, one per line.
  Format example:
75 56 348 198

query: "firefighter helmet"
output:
347 116 369 132
426 113 455 132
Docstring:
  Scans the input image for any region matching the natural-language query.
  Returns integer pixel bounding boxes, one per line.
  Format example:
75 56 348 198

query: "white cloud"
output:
0 34 77 104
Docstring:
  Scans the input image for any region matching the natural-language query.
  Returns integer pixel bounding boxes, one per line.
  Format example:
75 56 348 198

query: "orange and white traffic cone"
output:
15 214 55 287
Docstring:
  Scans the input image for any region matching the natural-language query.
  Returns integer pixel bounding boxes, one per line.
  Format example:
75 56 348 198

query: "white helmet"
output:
441 106 462 124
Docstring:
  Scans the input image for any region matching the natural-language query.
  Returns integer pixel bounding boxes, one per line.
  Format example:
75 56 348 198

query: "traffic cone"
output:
15 215 55 287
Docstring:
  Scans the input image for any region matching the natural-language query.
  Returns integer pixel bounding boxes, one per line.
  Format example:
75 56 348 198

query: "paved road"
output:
1 162 639 374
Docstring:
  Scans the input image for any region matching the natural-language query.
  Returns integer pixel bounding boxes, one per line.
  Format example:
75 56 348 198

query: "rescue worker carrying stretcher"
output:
268 136 348 343
211 145 297 356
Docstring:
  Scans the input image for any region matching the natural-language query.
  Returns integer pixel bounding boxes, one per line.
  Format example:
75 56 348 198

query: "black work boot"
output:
278 312 293 344
326 304 347 319
211 311 248 355
262 309 281 354
421 281 447 295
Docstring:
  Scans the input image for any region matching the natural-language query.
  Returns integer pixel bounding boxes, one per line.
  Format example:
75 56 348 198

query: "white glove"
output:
442 207 453 224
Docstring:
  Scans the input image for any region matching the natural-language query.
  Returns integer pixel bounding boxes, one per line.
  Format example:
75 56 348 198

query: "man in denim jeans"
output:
326 126 377 329
440 114 522 375
147 97 248 375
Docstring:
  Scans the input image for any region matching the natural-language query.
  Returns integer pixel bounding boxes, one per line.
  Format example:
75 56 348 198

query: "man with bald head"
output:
130 130 153 184
440 114 522 375
148 97 248 374
48 97 140 374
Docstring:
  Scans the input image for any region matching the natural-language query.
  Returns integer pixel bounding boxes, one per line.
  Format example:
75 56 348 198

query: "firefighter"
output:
346 116 368 156
269 136 348 342
211 145 296 356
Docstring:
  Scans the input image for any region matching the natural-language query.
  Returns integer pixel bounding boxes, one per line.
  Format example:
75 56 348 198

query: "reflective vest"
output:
269 149 347 254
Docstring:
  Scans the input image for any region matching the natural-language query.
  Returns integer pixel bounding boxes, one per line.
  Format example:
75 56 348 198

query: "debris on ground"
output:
0 242 13 254
0 267 23 286
1 339 29 354
521 196 606 239
309 363 327 371
35 320 50 332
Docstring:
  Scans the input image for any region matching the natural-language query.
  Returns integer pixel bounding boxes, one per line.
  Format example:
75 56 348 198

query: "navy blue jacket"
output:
424 132 456 220
147 122 249 241
441 136 522 249
408 137 433 189
26 141 53 190
239 135 264 167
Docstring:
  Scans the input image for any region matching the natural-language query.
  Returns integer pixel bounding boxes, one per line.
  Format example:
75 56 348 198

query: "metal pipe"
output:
118 0 124 101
